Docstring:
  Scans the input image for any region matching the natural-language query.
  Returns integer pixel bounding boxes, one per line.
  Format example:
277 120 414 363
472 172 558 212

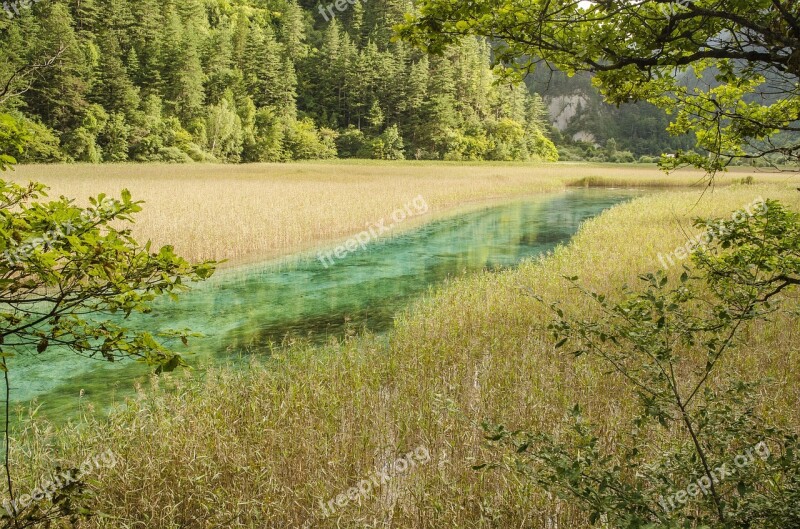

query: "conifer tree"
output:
128 0 164 92
0 0 572 163
244 24 284 109
171 35 206 124
26 3 92 131
91 31 141 119
280 0 307 64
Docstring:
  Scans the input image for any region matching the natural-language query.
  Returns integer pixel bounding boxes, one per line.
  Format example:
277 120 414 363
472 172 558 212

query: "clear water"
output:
10 189 640 418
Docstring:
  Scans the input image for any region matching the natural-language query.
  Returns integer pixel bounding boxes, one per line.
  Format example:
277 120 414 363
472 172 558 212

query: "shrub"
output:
482 200 800 528
335 127 369 158
284 118 337 160
157 146 193 163
371 124 405 160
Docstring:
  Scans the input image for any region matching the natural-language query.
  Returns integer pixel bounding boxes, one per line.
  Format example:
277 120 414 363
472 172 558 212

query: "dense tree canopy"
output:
0 0 559 163
399 0 800 173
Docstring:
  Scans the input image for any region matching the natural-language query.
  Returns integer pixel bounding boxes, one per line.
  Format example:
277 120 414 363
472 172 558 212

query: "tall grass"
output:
9 162 786 265
10 183 799 528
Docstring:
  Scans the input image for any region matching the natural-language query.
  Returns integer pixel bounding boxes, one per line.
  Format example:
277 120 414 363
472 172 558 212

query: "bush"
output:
284 118 337 160
371 124 405 160
486 118 527 161
157 146 193 163
99 113 131 162
443 127 490 161
482 200 800 528
610 150 636 163
335 127 370 158
13 117 65 163
527 129 559 161
242 107 286 162
63 127 102 163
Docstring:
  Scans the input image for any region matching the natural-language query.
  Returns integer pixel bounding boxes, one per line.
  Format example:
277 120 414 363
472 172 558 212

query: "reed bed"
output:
10 182 800 528
8 162 787 265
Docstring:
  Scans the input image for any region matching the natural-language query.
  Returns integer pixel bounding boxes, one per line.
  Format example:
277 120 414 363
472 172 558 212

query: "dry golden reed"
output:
9 161 785 265
9 178 799 528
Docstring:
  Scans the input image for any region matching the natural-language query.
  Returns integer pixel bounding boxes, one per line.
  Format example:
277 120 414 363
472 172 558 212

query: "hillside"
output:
0 0 559 163
526 69 696 159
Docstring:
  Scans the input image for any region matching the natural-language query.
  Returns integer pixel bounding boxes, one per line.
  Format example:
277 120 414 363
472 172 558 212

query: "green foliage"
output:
527 128 559 161
487 118 527 161
557 140 636 163
400 0 800 174
242 106 286 162
335 126 370 159
284 118 337 160
98 113 131 162
0 114 30 170
14 117 65 164
443 126 491 161
0 0 558 163
0 180 216 371
205 96 243 162
371 124 405 160
480 201 800 527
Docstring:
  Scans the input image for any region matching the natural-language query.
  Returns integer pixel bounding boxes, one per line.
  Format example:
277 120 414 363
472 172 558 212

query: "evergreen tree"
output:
278 58 298 119
349 0 365 46
204 20 238 106
313 21 342 124
231 9 250 71
280 0 307 64
417 53 459 156
0 0 574 163
71 0 99 35
91 31 140 119
526 93 552 135
171 36 206 124
336 29 359 126
244 24 284 109
177 0 208 38
128 0 164 91
26 3 92 131
366 100 384 132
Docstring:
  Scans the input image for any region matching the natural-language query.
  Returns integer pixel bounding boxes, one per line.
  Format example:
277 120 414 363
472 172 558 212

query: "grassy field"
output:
9 162 789 265
10 178 800 528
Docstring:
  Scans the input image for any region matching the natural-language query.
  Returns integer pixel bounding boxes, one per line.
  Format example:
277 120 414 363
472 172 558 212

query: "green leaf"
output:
155 355 182 374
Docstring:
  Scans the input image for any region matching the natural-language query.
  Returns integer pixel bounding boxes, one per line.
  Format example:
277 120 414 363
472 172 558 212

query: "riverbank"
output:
10 182 799 528
12 189 638 418
8 162 785 267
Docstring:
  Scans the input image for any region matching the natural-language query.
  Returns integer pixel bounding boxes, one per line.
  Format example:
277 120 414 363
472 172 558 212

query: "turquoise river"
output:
12 188 643 418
